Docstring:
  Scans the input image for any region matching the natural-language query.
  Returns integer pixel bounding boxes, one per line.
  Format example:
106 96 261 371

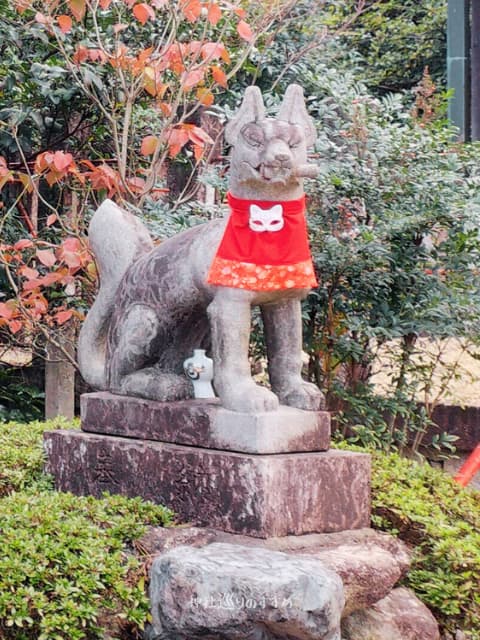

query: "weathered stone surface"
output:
43 429 370 537
148 542 344 640
138 526 410 617
341 587 440 640
80 392 331 454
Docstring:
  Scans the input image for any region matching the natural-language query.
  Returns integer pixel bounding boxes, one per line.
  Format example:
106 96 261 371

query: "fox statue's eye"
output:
288 134 302 149
241 124 265 148
288 125 303 149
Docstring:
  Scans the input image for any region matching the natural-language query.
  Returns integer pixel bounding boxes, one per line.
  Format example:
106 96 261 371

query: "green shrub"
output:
0 418 174 639
298 61 480 453
337 441 480 638
0 490 173 640
0 368 45 423
0 417 77 495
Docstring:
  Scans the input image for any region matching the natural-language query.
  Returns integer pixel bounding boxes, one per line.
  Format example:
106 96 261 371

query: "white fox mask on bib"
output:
248 204 284 233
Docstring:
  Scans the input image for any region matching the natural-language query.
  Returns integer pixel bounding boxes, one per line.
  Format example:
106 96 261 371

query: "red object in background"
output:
454 443 480 487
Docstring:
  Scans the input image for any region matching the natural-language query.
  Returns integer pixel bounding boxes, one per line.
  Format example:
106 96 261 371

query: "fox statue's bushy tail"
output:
78 199 154 389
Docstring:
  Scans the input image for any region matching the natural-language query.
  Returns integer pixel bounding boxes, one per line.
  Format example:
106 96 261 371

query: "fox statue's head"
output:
225 84 318 201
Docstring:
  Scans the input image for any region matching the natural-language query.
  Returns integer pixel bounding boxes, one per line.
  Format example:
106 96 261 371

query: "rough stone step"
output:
138 525 411 617
143 528 440 640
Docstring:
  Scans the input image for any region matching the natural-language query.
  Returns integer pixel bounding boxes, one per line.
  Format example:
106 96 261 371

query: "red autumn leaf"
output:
84 163 123 197
237 19 253 42
211 65 227 88
0 302 14 320
35 12 49 24
14 0 30 14
88 49 108 64
62 237 82 253
158 101 172 116
181 67 205 89
201 42 230 63
19 265 40 280
181 0 202 22
13 239 34 251
187 125 214 146
207 2 221 25
57 237 83 268
0 156 9 176
36 249 57 267
69 0 86 21
42 272 63 286
140 135 160 156
0 164 12 189
53 150 74 172
196 87 214 106
114 22 128 33
22 278 44 291
99 0 112 8
193 144 204 162
73 45 89 64
166 127 190 158
133 3 155 24
22 272 62 291
34 151 54 173
127 177 146 193
25 293 49 316
54 309 74 325
57 14 73 33
46 213 57 226
8 319 22 334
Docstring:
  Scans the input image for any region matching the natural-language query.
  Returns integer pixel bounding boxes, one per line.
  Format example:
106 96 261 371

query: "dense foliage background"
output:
2 0 474 455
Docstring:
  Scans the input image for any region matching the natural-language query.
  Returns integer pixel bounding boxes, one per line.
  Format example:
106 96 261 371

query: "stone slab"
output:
80 392 330 454
44 429 370 538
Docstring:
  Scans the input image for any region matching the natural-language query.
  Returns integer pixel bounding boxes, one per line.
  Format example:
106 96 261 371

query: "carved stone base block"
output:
44 429 371 538
81 392 331 454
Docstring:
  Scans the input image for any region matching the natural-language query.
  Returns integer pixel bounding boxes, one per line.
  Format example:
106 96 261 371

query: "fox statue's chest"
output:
207 193 317 292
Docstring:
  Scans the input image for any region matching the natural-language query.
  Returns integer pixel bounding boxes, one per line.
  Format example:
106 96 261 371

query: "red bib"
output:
207 192 317 291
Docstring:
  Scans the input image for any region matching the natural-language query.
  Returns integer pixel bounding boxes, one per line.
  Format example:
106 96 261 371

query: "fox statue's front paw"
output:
278 381 325 411
216 379 279 413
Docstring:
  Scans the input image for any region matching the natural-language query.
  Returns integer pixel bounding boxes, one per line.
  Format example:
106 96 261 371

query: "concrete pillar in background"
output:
448 0 471 139
45 325 75 420
471 0 480 139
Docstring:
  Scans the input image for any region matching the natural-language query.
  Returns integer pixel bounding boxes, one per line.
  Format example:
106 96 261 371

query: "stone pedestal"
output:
44 392 371 538
80 392 331 454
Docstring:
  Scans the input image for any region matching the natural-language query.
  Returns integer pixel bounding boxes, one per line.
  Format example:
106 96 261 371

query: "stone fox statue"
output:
78 84 324 413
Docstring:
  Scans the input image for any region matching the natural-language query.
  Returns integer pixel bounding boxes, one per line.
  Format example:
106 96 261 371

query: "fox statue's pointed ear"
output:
225 86 265 144
278 84 316 147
